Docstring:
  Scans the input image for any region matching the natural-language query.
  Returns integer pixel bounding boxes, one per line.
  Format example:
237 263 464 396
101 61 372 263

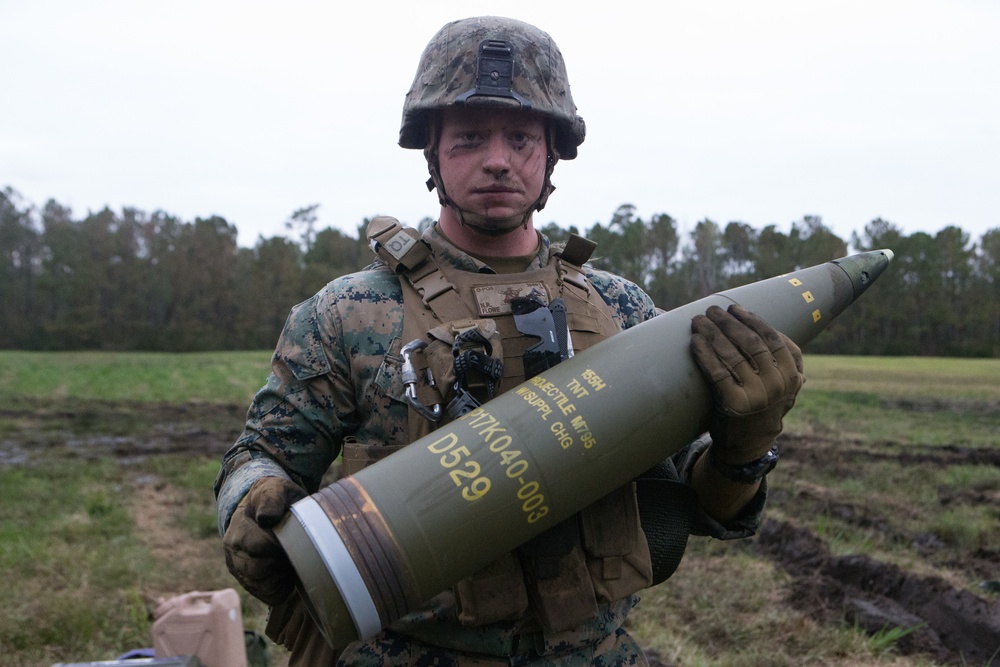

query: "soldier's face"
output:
437 107 547 226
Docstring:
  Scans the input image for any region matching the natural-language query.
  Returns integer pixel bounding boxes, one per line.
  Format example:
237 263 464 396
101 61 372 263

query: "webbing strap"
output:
635 470 695 585
367 216 432 274
557 234 597 267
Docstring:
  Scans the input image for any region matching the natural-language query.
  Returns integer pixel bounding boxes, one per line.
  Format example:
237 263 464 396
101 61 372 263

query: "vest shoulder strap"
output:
366 216 432 273
557 234 597 267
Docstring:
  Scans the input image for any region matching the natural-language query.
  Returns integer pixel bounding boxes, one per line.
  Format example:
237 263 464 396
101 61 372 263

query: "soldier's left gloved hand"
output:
223 476 307 606
690 304 805 469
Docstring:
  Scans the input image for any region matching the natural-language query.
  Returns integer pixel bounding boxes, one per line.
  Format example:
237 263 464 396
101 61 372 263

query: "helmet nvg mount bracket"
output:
453 39 532 110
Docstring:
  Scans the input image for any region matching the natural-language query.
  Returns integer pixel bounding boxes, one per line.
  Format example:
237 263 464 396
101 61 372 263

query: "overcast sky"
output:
3 1 998 250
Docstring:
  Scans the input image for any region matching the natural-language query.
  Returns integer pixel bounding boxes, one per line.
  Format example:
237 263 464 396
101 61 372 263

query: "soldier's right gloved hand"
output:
223 476 307 606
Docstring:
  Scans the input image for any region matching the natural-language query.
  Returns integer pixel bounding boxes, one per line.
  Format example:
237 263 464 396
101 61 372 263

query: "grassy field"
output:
0 351 997 666
0 350 271 404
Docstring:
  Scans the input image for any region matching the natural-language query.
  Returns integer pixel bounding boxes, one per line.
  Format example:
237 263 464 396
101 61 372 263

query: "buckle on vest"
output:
400 339 443 422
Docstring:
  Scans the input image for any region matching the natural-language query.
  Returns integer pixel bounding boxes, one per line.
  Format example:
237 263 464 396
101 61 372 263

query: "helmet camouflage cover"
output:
399 16 586 159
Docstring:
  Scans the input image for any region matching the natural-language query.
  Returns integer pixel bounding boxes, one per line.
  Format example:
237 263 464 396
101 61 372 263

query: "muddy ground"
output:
3 399 998 666
756 436 1000 666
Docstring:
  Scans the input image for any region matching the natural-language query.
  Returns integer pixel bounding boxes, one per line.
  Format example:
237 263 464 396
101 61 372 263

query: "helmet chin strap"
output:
423 122 560 234
458 209 532 235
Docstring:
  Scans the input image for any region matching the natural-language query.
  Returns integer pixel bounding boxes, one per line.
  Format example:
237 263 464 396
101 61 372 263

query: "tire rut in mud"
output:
761 434 1000 664
754 518 1000 665
0 399 245 465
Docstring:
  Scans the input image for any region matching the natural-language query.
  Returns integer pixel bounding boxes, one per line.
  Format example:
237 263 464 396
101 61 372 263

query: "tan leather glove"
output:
691 304 805 468
223 476 307 606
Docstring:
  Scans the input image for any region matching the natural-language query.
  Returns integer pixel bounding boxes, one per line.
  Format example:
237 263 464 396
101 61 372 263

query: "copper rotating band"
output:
314 478 420 626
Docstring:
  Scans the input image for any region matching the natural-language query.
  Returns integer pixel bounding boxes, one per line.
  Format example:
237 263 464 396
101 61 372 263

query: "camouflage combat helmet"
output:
399 16 586 159
401 16 585 226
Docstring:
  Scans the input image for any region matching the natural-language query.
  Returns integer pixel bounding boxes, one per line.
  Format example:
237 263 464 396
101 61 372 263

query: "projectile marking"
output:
566 378 590 399
581 369 606 391
570 415 596 449
514 387 554 420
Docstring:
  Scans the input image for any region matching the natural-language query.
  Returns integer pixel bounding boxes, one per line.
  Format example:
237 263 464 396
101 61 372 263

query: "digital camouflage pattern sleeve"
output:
214 262 411 535
582 265 658 331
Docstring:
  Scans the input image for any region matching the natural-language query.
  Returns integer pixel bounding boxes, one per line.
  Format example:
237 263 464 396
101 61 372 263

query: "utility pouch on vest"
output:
581 484 653 604
516 517 599 632
521 539 599 633
518 517 579 577
454 552 529 626
423 319 505 418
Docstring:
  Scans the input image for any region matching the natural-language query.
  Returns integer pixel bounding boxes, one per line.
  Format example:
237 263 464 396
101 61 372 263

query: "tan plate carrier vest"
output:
342 217 654 634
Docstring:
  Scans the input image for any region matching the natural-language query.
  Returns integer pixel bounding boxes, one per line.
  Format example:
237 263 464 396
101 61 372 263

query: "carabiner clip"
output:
401 339 443 422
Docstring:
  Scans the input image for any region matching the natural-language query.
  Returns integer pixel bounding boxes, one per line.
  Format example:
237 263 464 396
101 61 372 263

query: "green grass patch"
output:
939 464 1000 492
146 455 227 539
930 506 999 551
801 355 1000 402
0 350 272 404
0 461 154 663
786 355 1000 448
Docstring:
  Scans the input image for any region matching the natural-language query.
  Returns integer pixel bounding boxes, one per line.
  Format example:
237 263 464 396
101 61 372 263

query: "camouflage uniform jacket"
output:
214 222 765 637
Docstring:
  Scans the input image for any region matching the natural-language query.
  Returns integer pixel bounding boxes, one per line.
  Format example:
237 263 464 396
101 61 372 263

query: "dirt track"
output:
3 400 998 665
763 435 1000 666
754 518 1000 665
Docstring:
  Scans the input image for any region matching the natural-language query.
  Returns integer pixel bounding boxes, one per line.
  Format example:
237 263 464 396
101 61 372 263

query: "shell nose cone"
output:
868 248 894 280
832 248 894 300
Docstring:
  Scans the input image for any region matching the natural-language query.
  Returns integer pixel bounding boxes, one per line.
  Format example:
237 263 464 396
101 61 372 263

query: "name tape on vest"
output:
472 282 548 317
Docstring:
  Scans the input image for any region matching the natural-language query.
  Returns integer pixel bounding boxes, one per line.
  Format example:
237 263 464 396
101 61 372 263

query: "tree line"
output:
2 187 998 356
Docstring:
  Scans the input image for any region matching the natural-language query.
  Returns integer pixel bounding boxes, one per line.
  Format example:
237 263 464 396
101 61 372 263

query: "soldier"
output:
215 15 804 666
